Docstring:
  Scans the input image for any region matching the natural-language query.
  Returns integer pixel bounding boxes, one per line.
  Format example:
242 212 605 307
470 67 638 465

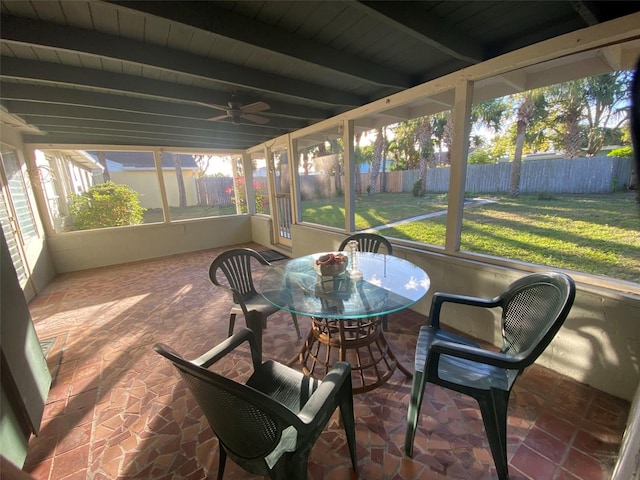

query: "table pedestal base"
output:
292 315 412 394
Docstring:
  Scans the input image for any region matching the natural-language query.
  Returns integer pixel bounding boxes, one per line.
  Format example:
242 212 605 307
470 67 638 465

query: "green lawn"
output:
300 193 448 230
143 205 236 223
305 192 640 283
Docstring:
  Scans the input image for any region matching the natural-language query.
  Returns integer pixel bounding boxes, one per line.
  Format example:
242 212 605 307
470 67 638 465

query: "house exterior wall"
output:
107 169 198 209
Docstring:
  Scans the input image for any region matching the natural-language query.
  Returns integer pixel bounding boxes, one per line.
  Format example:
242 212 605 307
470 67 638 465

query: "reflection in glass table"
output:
260 252 430 393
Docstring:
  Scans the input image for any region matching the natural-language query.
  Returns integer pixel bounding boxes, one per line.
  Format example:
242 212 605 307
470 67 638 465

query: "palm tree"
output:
369 128 385 194
472 98 508 133
510 91 546 196
544 71 631 158
583 71 631 156
172 153 187 207
431 112 450 164
415 117 433 196
97 151 111 182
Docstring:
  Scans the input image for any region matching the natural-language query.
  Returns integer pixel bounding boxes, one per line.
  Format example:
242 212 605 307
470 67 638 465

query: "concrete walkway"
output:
371 197 496 231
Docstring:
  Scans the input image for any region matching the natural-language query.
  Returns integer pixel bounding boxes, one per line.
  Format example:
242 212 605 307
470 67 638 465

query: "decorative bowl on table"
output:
314 253 348 276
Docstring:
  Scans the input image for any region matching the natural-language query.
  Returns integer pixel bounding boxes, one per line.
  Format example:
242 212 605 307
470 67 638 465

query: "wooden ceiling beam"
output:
354 1 485 64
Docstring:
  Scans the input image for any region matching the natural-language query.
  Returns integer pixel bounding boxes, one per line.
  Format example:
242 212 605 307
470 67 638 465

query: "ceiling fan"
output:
207 96 270 125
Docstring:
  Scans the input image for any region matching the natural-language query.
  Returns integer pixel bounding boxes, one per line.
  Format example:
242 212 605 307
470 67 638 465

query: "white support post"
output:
153 150 170 224
344 119 355 233
239 153 254 215
445 80 473 252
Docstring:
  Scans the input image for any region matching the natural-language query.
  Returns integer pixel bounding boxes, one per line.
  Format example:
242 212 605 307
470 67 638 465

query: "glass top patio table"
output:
259 252 430 393
259 252 430 320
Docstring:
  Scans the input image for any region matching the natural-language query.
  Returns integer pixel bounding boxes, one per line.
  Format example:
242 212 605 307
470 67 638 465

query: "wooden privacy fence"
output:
197 157 632 205
351 156 632 196
197 176 268 206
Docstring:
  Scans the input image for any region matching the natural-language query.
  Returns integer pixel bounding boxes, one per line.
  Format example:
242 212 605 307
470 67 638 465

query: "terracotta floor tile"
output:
49 445 90 480
523 426 568 463
21 245 629 480
562 447 610 480
511 444 559 479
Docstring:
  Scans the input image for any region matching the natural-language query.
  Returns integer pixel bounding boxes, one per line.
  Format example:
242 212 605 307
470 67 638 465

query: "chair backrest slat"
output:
211 249 266 301
339 233 393 255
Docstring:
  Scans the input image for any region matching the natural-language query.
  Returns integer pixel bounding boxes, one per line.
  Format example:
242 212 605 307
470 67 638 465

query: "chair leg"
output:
291 312 301 339
404 369 427 457
382 314 388 331
269 456 291 480
283 453 308 480
228 313 236 337
476 390 510 480
245 312 264 361
339 378 358 473
216 446 227 480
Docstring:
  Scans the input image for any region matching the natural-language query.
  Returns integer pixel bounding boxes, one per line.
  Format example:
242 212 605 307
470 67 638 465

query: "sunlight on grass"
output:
362 192 638 283
459 194 640 283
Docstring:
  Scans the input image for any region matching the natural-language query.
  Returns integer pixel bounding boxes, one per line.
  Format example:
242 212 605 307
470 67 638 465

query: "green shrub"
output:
537 192 556 201
412 179 425 197
607 146 633 158
70 182 146 230
467 149 494 164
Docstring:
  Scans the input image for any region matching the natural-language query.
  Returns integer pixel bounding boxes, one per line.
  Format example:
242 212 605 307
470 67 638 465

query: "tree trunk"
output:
370 128 384 194
510 95 536 196
97 151 110 182
173 153 187 207
510 120 526 196
443 116 454 165
416 118 432 196
563 112 582 158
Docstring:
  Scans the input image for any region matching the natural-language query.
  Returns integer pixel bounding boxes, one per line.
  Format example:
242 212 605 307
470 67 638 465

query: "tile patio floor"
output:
22 244 629 479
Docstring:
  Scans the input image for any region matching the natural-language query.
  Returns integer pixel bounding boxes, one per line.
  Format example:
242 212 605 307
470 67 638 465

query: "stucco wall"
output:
272 223 640 401
47 215 252 272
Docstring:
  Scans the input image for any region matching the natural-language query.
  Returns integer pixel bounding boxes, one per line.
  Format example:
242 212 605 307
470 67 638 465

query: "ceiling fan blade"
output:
207 114 229 121
243 113 270 124
240 101 270 114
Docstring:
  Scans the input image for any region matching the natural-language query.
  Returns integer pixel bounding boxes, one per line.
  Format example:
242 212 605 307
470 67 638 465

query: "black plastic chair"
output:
209 248 300 356
404 272 575 480
339 233 393 330
154 328 358 480
339 232 393 256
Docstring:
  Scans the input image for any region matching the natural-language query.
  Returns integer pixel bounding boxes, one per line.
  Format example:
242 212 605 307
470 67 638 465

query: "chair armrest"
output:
193 328 261 370
296 362 351 425
428 338 527 371
428 292 500 328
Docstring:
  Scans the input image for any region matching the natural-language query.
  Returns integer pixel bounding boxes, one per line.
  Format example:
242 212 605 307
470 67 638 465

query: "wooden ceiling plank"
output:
0 15 364 107
6 101 290 134
0 57 333 120
108 0 412 89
